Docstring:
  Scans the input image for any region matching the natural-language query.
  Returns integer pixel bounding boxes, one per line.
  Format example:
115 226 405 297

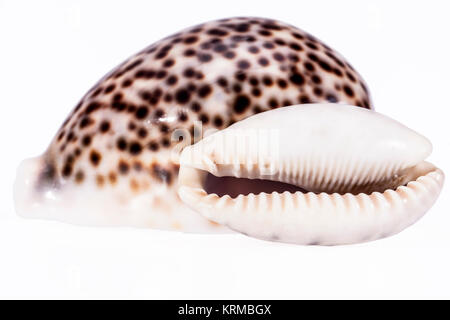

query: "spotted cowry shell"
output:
14 17 372 232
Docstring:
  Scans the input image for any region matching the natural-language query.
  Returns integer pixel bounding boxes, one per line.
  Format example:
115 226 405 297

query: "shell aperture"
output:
178 104 444 245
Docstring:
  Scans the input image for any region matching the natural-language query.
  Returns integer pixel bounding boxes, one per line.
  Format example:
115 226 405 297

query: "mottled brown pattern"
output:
41 17 372 193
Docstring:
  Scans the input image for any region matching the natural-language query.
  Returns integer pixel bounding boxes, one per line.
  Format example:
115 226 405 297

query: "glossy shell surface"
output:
15 17 372 232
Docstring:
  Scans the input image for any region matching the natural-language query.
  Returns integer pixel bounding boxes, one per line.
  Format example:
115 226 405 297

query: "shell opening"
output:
177 104 444 245
180 159 437 198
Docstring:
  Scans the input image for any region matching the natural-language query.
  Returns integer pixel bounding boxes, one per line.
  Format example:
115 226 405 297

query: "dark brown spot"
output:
343 85 354 97
82 135 91 147
273 52 284 62
263 76 273 86
199 113 209 124
311 75 321 84
299 95 311 104
318 60 332 72
224 51 235 59
235 23 250 32
259 30 272 36
90 87 102 98
85 102 101 114
274 38 286 46
161 138 170 147
232 83 242 93
289 43 303 51
135 106 149 119
159 123 169 133
175 89 191 104
128 122 136 130
251 88 261 97
249 77 259 86
184 36 198 44
313 87 323 96
57 131 65 141
118 161 129 175
183 68 195 78
124 59 143 72
163 94 172 103
207 28 228 36
217 77 228 87
75 171 84 184
166 75 177 85
163 59 175 68
148 141 159 151
283 99 292 106
290 73 305 86
213 116 223 127
99 120 110 133
79 117 93 129
346 71 356 82
261 23 282 30
333 68 343 77
121 79 133 88
191 102 201 112
137 128 147 138
292 32 304 40
248 46 259 54
213 43 227 53
277 79 288 89
304 62 315 71
129 141 142 155
155 70 167 79
263 42 275 49
198 53 212 62
104 84 115 94
90 150 101 166
113 93 123 101
127 104 136 113
187 83 197 92
178 111 188 122
326 94 338 103
306 42 318 50
196 84 210 97
269 98 279 108
62 164 72 177
233 95 250 114
184 49 196 57
235 72 246 82
117 137 127 151
258 57 269 66
237 60 250 69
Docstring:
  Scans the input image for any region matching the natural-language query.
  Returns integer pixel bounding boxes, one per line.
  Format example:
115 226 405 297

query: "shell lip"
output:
177 160 444 245
176 104 445 245
176 130 444 245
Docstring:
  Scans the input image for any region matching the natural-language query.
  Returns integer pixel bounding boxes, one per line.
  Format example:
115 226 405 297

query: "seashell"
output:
14 17 372 232
178 104 444 245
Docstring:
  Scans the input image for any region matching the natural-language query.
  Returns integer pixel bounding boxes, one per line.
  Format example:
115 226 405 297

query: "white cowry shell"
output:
178 104 444 245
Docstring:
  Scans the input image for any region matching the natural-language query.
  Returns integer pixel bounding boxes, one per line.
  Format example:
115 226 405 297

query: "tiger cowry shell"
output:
178 104 444 245
14 17 372 232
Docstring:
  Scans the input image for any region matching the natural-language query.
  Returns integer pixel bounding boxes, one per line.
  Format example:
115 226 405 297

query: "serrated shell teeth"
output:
177 104 444 245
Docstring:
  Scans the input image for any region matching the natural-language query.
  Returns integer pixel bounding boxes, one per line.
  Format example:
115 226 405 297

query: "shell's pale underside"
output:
14 17 443 245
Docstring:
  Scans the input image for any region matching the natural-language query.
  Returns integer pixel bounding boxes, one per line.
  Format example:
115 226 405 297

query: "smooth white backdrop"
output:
1 0 449 299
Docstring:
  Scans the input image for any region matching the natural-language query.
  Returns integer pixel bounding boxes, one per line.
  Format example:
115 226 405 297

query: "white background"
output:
1 0 449 299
